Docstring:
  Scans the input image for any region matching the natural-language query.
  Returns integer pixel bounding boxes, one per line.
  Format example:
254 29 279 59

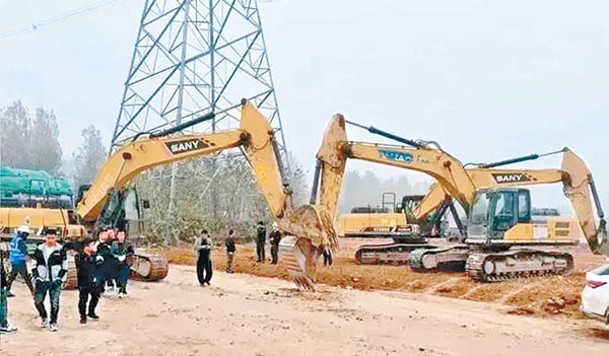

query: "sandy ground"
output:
163 239 609 320
1 264 608 356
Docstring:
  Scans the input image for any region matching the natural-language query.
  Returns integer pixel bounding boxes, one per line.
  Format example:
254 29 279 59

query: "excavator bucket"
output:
561 148 609 255
277 204 338 291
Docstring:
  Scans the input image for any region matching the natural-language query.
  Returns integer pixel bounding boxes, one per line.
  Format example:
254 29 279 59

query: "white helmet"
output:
17 225 31 234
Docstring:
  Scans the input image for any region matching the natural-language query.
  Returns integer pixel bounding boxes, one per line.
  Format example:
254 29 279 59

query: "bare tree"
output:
30 108 62 175
72 125 107 189
0 101 33 168
0 101 63 174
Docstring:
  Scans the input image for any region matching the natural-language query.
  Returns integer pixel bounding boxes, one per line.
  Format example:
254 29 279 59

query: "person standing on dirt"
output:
6 225 35 297
225 230 236 273
112 230 131 297
194 229 213 286
76 238 104 324
104 228 119 294
96 227 114 295
269 223 282 265
255 221 267 263
0 253 18 334
32 228 68 332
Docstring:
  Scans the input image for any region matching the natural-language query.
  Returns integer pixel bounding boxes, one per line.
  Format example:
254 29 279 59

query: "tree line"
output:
0 100 106 190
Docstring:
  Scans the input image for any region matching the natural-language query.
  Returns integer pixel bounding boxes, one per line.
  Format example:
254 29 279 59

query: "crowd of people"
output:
0 224 133 334
1 220 333 335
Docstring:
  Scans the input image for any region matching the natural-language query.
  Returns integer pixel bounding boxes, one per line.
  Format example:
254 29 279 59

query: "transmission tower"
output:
111 0 288 211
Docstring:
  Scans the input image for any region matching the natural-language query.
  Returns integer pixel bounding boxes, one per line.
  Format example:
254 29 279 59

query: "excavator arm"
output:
77 100 336 290
76 130 246 222
345 142 476 212
560 149 609 255
415 168 566 219
76 100 291 225
310 114 478 211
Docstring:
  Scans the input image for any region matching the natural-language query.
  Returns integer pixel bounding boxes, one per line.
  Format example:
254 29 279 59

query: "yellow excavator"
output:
306 113 609 281
75 100 336 288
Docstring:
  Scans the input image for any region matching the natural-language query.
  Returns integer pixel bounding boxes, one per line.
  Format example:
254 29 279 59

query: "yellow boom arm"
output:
76 101 290 223
416 168 565 219
312 114 477 214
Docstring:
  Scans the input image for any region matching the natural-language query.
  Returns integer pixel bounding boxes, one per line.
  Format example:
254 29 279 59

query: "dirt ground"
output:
163 238 609 321
2 264 608 355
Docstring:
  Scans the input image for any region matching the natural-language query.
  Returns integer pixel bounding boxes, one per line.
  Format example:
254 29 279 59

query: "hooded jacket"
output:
32 243 68 283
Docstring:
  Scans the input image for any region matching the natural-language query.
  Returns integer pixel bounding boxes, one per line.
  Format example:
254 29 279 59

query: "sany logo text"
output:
165 139 208 155
492 173 531 183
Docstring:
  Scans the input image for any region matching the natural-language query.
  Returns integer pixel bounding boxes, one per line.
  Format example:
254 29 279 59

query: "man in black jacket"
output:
76 239 104 324
112 230 132 297
225 230 236 273
95 227 114 295
269 223 282 265
0 254 18 334
32 228 67 332
255 221 266 263
194 229 213 286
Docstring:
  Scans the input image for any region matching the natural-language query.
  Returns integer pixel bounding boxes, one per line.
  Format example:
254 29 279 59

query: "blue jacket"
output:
9 235 28 265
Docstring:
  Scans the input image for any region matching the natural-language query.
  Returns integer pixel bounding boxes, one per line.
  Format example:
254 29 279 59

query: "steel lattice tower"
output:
112 0 287 155
111 0 288 211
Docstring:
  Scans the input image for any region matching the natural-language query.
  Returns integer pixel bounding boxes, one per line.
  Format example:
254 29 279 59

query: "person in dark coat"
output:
0 254 18 334
95 227 114 295
76 239 104 324
269 223 282 265
194 229 213 286
225 230 236 273
255 221 266 263
111 230 132 297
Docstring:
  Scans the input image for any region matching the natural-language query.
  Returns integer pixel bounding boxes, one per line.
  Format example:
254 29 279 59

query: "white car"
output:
581 263 609 323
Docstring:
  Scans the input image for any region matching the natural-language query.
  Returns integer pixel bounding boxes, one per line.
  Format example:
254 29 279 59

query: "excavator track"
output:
466 249 574 282
355 242 434 265
128 251 168 281
278 236 317 291
409 245 470 271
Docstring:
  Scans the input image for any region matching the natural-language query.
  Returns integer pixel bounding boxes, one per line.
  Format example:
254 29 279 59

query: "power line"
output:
0 0 125 40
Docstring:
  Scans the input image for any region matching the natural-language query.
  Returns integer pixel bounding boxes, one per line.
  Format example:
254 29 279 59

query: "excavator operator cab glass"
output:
485 188 531 239
470 192 490 226
490 191 516 234
517 190 531 222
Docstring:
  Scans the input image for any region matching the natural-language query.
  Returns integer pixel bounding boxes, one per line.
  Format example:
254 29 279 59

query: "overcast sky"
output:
1 0 608 209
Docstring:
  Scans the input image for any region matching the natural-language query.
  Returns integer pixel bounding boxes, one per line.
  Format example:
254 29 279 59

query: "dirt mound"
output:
159 238 607 322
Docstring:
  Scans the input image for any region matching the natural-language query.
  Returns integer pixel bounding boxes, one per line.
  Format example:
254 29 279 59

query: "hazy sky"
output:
1 0 608 209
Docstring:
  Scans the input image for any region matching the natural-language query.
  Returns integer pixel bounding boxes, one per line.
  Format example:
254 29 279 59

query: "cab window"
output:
517 190 530 222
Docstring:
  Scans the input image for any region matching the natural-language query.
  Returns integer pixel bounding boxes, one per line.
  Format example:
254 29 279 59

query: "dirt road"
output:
2 265 608 355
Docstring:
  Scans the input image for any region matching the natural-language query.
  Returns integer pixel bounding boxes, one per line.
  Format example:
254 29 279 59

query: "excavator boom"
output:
561 149 609 255
346 142 476 212
76 100 335 290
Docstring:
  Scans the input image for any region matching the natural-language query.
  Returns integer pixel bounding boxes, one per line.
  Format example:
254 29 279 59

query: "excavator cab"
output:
467 188 531 242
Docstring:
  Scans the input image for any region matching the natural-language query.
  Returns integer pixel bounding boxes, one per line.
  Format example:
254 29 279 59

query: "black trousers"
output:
323 250 332 266
256 242 266 262
78 286 100 318
270 244 279 264
196 250 212 284
6 263 35 295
